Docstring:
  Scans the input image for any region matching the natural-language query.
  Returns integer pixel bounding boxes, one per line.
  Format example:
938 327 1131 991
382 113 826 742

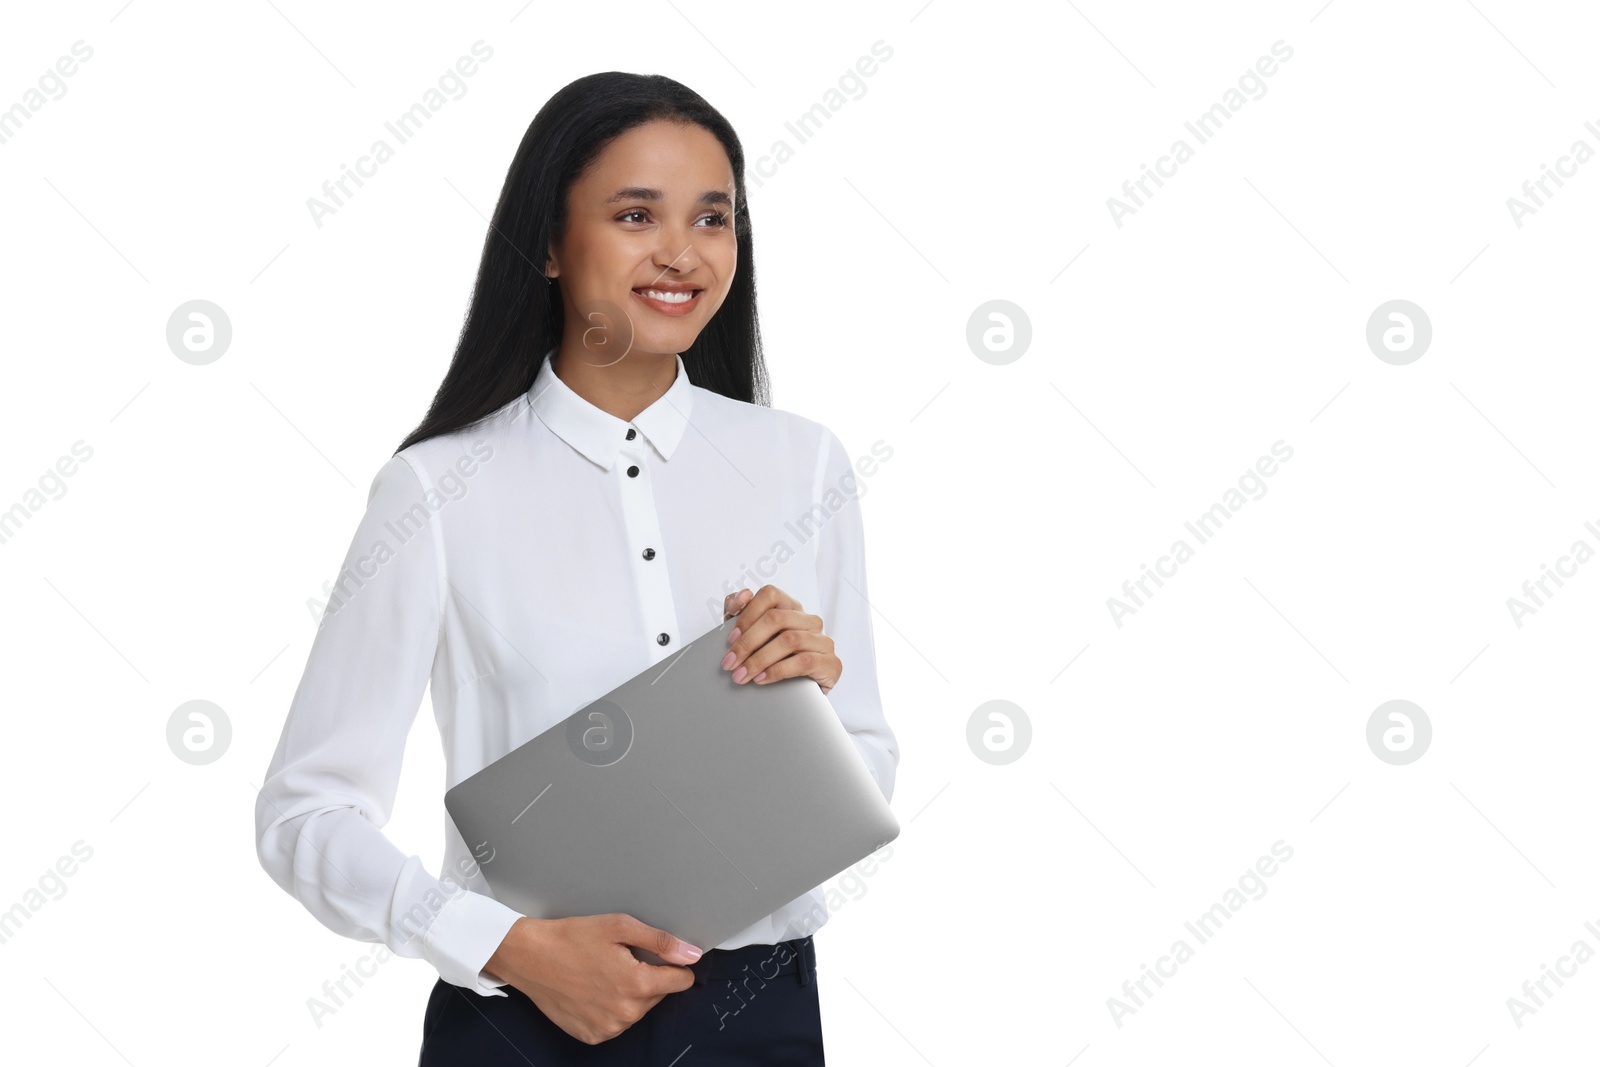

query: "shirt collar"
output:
527 346 694 470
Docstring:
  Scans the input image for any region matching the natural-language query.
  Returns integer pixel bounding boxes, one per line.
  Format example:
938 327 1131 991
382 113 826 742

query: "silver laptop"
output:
443 614 899 964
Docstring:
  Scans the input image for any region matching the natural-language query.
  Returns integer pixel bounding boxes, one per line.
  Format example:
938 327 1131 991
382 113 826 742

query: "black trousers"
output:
417 936 823 1065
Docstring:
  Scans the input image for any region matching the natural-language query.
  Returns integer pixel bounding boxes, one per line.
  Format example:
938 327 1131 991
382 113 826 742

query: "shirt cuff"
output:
421 887 526 996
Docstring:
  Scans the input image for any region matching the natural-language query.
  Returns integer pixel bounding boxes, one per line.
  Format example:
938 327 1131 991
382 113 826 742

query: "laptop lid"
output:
442 614 899 958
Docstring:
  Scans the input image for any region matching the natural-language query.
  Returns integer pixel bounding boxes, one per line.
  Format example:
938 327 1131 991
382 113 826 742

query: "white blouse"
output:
254 347 899 997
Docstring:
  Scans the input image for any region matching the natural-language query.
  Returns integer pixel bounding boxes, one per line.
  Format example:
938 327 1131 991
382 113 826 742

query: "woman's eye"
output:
619 209 648 224
699 212 729 228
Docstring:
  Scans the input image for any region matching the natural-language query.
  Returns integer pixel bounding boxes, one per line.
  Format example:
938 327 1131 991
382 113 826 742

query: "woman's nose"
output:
653 226 701 273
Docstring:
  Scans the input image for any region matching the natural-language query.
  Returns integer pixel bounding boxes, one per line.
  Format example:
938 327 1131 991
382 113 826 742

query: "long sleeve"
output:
254 453 525 997
812 428 899 804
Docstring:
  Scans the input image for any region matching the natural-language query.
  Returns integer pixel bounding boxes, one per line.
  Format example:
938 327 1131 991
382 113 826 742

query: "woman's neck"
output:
550 344 678 422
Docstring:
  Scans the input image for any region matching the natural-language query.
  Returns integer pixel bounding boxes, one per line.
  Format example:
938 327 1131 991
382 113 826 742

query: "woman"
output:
253 71 899 1064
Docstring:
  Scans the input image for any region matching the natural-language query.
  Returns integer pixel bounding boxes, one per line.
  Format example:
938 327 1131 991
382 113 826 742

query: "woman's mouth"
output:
631 287 703 316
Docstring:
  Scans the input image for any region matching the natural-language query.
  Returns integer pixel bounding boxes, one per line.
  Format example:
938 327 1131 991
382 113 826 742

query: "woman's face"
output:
548 119 737 363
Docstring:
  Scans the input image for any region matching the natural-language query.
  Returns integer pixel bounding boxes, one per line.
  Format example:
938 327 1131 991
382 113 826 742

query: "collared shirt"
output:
255 347 898 997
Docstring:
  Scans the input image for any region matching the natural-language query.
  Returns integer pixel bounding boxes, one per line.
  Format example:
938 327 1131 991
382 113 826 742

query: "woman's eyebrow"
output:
607 186 733 209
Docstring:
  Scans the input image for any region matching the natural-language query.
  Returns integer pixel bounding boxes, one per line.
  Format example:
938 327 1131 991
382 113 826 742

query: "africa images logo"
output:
565 699 634 767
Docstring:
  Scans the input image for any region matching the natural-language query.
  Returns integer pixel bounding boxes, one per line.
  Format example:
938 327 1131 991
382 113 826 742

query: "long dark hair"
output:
395 72 769 455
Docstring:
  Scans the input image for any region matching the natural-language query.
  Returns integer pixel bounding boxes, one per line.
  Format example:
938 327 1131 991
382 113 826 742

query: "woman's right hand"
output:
483 914 703 1045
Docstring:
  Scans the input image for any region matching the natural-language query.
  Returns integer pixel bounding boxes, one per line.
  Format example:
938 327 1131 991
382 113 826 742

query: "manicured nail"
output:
754 671 766 683
728 627 740 644
680 941 702 960
733 665 748 682
721 651 736 670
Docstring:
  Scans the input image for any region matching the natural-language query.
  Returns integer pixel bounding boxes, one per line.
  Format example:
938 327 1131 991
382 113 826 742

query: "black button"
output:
642 548 656 560
657 632 670 645
626 428 637 440
627 465 640 477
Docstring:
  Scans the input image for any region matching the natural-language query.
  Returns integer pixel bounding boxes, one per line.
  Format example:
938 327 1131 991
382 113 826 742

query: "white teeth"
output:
637 289 696 304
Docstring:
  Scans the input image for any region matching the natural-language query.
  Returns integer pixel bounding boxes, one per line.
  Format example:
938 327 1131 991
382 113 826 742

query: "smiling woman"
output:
255 70 898 1067
540 119 741 389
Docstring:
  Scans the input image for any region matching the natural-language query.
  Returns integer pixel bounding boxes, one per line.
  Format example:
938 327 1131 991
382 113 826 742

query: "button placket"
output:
616 435 677 660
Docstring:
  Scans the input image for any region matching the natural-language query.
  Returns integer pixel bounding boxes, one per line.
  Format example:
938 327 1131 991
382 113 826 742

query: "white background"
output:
2 1 1598 1064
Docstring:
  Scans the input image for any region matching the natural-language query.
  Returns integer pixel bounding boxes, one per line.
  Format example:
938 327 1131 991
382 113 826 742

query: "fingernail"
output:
680 941 702 960
728 627 740 644
754 671 766 683
721 651 736 670
733 665 748 682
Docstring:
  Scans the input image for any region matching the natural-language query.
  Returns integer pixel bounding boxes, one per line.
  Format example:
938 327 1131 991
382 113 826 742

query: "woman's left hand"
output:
720 585 842 694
